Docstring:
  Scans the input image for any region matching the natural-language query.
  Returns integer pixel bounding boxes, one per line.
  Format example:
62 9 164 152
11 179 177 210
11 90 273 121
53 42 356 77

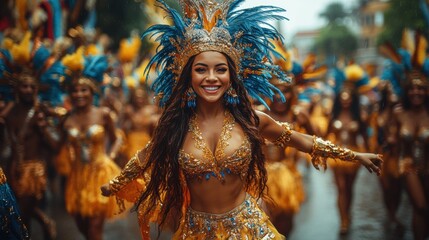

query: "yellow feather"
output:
416 34 427 67
272 40 292 71
118 37 142 63
345 64 364 81
401 29 415 54
61 47 85 72
2 38 14 49
10 32 32 64
125 75 137 89
85 44 100 56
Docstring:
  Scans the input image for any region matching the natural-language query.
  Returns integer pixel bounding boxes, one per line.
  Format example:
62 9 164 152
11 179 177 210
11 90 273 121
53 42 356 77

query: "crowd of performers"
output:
0 2 428 240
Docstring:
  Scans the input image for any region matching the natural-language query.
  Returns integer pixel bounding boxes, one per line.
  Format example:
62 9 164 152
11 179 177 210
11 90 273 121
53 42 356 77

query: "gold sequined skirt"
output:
65 154 122 218
173 194 285 240
266 161 305 216
10 160 47 199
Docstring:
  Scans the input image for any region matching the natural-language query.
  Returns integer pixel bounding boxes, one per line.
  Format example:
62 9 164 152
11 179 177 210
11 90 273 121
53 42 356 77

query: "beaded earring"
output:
224 86 239 105
183 87 196 108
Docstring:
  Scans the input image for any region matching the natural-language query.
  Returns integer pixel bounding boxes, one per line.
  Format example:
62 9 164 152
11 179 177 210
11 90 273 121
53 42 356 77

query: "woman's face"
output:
339 90 352 109
191 51 230 105
271 85 292 112
17 76 38 103
407 82 427 107
70 84 93 108
133 88 147 107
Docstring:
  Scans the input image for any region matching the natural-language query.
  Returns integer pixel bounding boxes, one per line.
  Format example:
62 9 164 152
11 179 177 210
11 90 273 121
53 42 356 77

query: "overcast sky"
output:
240 0 354 39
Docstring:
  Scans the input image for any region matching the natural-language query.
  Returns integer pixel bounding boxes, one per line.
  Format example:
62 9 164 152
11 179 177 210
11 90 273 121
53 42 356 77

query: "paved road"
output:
30 163 413 240
290 164 412 240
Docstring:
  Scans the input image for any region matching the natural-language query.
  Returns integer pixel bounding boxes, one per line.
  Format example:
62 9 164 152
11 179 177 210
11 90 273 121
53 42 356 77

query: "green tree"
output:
319 2 349 24
96 0 148 50
312 2 358 62
377 0 428 47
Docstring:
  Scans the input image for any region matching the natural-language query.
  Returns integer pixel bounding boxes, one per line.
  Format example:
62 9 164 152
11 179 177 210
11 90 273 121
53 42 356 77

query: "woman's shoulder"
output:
255 110 275 128
255 109 269 119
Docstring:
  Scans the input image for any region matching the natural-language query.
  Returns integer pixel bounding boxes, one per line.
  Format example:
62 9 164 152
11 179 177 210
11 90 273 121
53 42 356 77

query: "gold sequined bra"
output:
67 124 105 163
178 111 252 181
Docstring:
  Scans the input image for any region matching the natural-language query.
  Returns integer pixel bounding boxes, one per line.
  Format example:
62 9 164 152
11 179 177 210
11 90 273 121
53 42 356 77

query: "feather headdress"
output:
0 35 66 105
380 29 429 96
143 0 290 107
61 47 109 93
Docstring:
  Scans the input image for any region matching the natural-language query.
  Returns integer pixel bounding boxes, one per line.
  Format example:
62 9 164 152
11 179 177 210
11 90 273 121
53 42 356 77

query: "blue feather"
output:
39 61 66 106
82 55 108 83
142 0 290 107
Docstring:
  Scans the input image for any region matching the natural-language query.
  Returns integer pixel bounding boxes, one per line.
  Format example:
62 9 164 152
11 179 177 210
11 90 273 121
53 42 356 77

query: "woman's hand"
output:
355 152 383 176
100 183 112 197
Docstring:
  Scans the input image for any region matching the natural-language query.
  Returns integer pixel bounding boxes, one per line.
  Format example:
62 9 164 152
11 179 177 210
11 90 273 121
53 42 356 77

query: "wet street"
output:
30 163 413 240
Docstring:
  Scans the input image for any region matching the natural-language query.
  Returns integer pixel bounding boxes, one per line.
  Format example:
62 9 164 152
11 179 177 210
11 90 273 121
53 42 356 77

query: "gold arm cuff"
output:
272 121 293 148
109 150 146 194
310 136 356 170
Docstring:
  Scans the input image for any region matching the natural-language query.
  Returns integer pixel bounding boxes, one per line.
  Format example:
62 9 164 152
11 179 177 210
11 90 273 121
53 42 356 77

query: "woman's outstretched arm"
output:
101 143 151 197
256 110 383 175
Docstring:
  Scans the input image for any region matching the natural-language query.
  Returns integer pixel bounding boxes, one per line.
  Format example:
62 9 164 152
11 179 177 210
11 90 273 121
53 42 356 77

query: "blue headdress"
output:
143 0 290 108
0 49 13 101
380 29 429 96
31 41 67 106
61 47 109 105
0 37 66 105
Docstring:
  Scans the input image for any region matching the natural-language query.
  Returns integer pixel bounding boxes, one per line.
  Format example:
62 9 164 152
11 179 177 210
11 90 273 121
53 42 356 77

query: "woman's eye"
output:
217 68 227 73
195 68 206 73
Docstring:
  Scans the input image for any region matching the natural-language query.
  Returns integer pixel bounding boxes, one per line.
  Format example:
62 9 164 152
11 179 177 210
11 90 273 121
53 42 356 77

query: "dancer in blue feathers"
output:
101 0 383 239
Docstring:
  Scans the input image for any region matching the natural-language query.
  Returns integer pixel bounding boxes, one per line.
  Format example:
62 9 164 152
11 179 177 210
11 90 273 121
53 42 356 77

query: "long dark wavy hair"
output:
135 52 267 231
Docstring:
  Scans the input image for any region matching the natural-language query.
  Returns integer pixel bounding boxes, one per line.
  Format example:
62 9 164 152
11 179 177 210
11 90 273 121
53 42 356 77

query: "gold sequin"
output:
178 111 252 180
175 194 283 240
272 121 293 148
310 136 357 170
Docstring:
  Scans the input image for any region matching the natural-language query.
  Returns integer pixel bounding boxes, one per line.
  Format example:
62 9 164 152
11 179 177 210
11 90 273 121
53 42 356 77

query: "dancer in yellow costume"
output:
122 86 159 160
58 50 124 240
101 1 383 239
263 80 315 236
2 35 58 240
389 30 429 240
326 65 371 235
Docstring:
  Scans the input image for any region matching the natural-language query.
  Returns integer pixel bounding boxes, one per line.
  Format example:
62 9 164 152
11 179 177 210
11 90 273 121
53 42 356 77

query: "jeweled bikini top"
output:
178 111 252 181
67 124 105 163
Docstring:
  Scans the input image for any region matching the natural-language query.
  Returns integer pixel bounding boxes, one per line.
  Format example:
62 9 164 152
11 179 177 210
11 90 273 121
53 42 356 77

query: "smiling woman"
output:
100 0 383 239
57 53 125 240
191 52 231 106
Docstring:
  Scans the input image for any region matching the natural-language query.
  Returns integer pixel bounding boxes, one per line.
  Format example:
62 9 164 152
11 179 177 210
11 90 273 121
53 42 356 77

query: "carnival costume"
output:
0 33 65 199
327 64 379 172
107 0 361 239
393 30 429 175
264 141 305 216
0 32 63 240
0 167 30 240
378 30 429 175
59 50 124 218
264 42 305 216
